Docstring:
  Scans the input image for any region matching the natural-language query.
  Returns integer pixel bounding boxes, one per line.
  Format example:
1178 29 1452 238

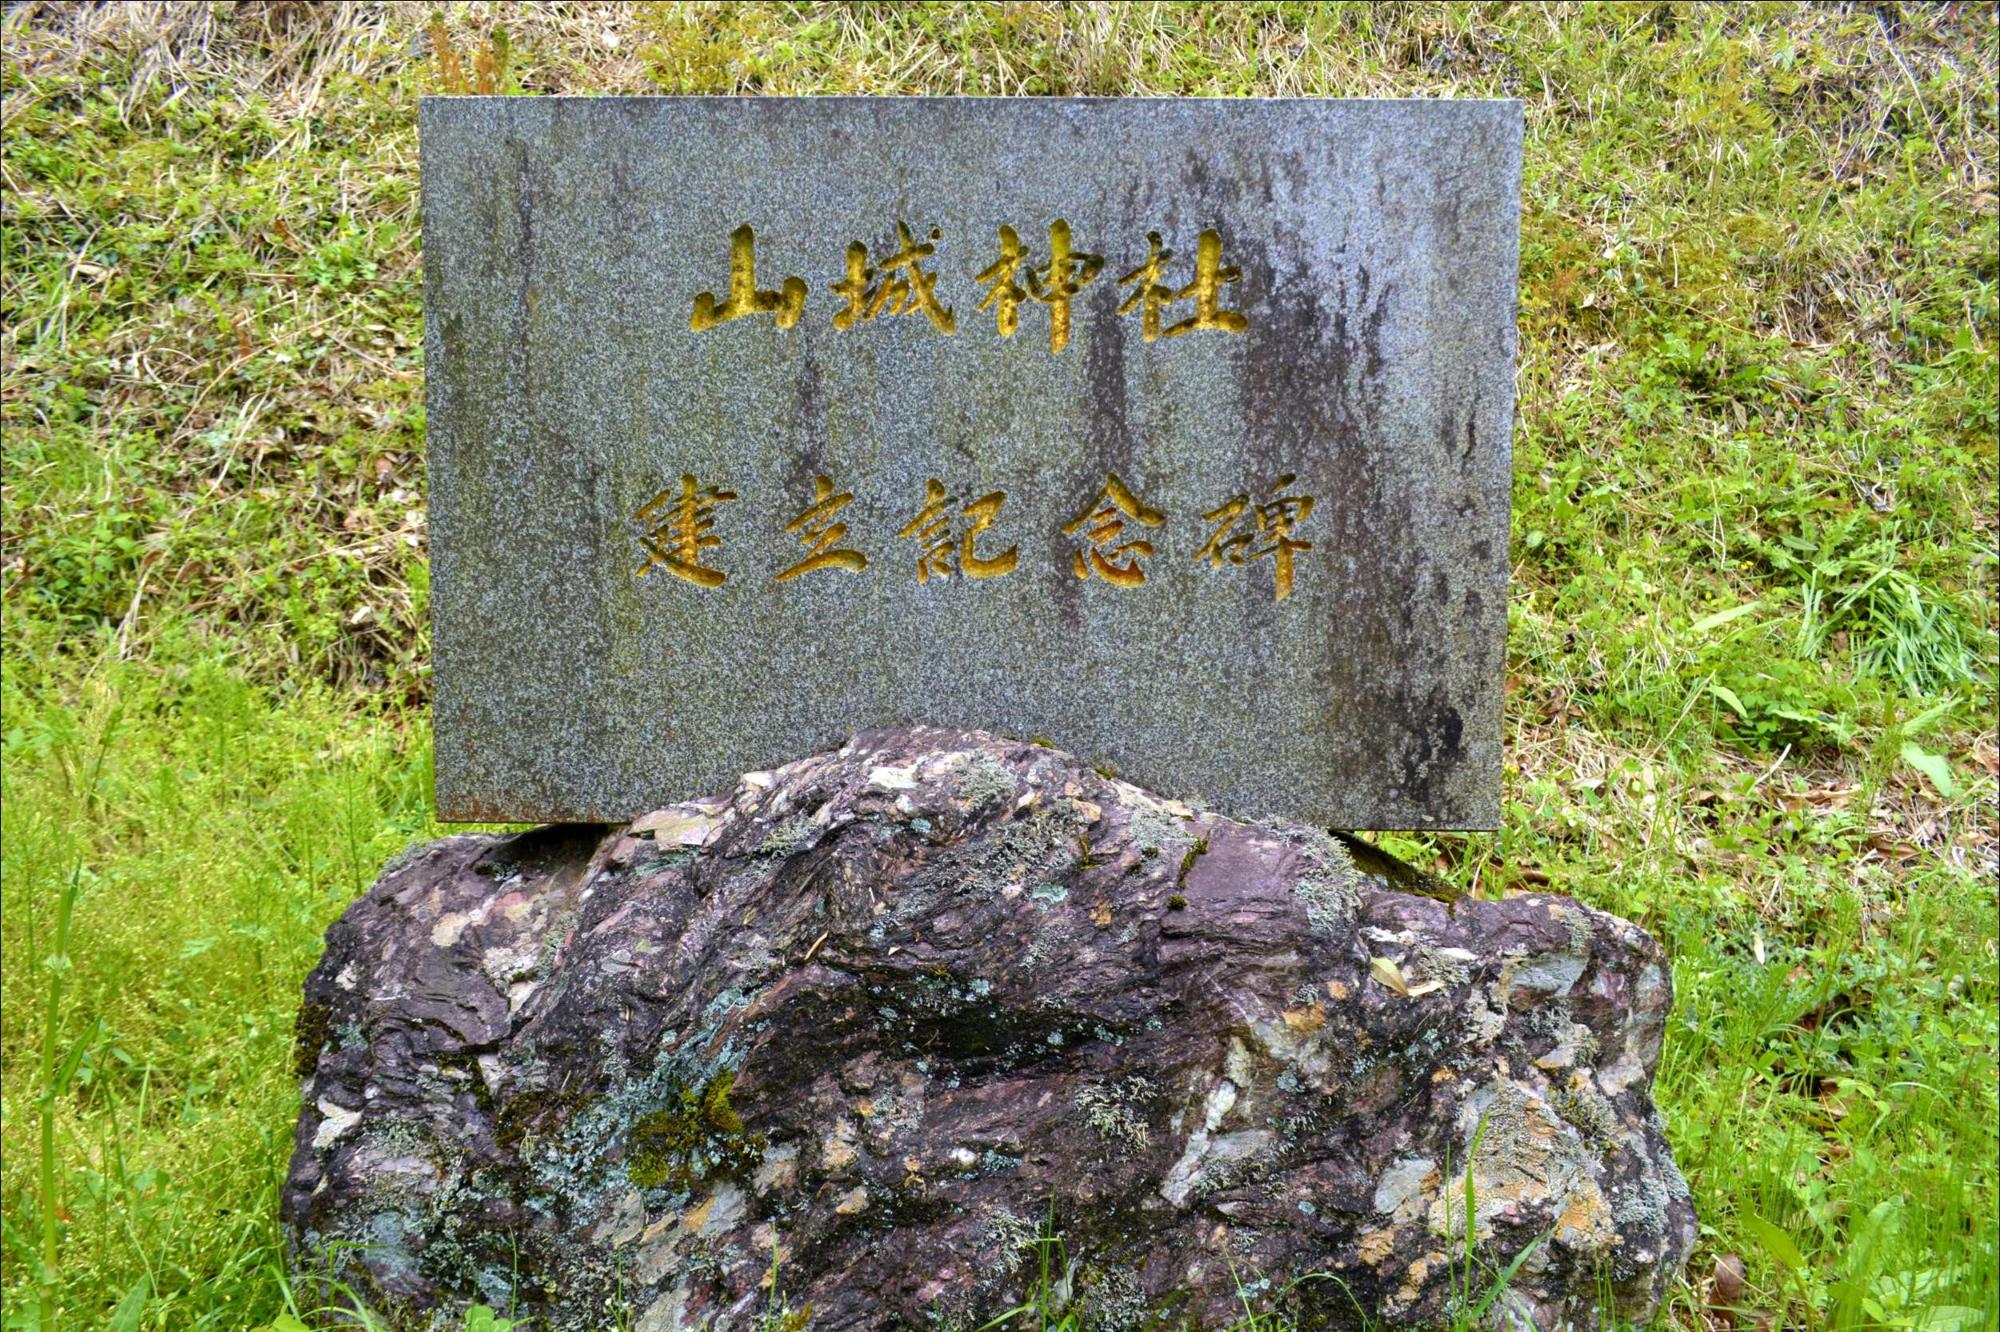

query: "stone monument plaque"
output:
422 97 1520 828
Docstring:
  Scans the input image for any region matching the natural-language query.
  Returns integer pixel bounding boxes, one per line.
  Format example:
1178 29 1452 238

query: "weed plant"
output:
2 3 1994 1329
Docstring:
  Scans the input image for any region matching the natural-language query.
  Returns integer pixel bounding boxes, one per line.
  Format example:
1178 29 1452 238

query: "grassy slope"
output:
1 3 1994 1328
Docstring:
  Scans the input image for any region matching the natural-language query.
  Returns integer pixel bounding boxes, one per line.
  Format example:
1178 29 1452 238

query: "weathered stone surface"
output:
285 728 1691 1329
423 97 1520 829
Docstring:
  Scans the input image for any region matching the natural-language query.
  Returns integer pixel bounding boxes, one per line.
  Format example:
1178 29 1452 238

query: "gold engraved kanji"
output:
1193 473 1314 601
831 221 956 335
775 476 868 582
896 479 1019 583
690 225 806 331
1063 473 1167 588
634 475 738 588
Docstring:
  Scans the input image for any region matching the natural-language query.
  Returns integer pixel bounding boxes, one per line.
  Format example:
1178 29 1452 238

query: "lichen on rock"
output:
284 727 1693 1329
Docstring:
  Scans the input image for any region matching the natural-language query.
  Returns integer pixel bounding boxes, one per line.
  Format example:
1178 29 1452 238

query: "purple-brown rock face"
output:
284 728 1694 1330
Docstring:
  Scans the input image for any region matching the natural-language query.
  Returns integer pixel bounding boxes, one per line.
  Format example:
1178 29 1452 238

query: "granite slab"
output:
421 96 1521 828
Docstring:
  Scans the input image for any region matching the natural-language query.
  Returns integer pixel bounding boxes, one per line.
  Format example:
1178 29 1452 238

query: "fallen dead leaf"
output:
1708 1252 1747 1328
1369 957 1410 997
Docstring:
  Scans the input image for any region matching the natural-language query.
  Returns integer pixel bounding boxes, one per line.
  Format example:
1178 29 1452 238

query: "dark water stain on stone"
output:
1392 685 1467 814
783 355 832 501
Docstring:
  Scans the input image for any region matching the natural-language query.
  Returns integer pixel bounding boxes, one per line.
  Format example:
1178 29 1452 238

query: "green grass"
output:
2 2 1995 1329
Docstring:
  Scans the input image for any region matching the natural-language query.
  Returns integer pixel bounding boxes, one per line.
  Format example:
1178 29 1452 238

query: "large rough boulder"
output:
284 727 1693 1330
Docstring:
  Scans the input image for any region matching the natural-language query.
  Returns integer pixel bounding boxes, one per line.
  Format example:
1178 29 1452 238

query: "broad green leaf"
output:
1709 683 1748 719
51 1036 89 1097
1690 601 1764 634
1850 1198 1904 1256
1911 1308 1987 1332
1900 742 1956 798
106 1281 148 1332
1745 1213 1807 1269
